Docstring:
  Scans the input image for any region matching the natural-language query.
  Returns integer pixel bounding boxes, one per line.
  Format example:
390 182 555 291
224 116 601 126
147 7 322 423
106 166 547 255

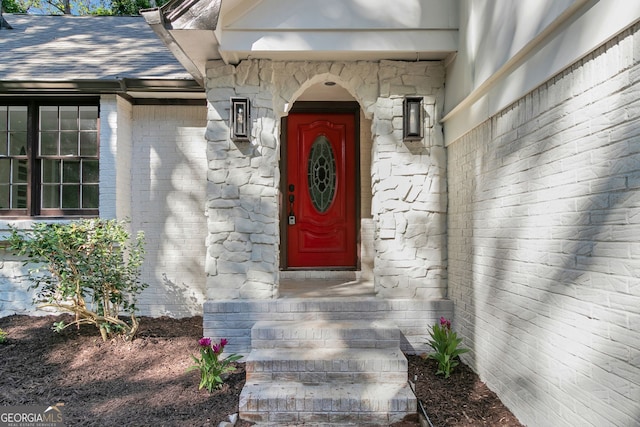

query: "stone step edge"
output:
246 347 407 372
251 319 398 330
250 320 400 349
246 347 407 363
239 381 416 414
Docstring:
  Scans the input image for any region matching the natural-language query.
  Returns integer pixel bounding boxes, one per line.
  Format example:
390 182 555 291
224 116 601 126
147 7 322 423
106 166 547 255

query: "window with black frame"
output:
0 100 99 217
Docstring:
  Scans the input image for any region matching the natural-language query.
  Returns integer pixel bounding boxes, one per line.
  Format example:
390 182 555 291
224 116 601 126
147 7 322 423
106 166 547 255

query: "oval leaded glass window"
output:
307 135 336 213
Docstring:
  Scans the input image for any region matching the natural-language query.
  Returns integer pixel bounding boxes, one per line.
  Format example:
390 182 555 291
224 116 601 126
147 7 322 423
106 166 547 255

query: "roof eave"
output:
141 0 222 86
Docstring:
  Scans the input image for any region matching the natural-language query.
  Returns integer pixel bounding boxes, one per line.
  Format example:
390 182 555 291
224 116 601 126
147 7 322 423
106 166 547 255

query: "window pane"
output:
13 159 28 183
9 107 27 131
82 184 99 208
0 159 9 182
60 106 78 131
82 160 99 183
62 161 80 183
0 133 6 156
79 132 98 156
0 107 7 130
62 185 80 208
60 132 77 155
9 132 27 155
12 184 27 208
1 102 99 216
79 106 98 131
307 135 336 213
40 107 58 131
0 185 9 209
0 108 6 156
40 131 59 156
42 159 60 183
42 184 59 208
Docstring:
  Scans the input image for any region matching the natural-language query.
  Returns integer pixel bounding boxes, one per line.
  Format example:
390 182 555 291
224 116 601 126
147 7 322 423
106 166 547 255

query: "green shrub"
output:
6 219 147 341
0 328 7 344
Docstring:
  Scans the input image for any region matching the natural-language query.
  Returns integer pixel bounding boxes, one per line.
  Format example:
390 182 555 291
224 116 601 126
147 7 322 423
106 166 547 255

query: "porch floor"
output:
279 276 375 298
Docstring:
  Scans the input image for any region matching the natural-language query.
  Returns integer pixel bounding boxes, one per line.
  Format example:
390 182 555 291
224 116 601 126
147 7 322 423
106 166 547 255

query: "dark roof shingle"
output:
0 14 192 81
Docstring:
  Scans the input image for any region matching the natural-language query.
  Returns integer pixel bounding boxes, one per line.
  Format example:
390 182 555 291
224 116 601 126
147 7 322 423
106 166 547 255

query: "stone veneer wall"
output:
204 59 446 299
447 24 640 426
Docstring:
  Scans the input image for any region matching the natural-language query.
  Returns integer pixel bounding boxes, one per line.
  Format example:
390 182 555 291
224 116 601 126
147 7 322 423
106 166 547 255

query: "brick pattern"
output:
447 24 640 426
0 96 120 318
204 298 453 356
130 105 208 317
0 102 207 318
0 252 37 317
239 320 416 425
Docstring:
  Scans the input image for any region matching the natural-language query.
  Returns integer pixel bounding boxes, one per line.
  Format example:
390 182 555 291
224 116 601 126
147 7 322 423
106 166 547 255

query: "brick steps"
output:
250 320 400 349
239 320 416 425
239 381 415 425
245 348 408 383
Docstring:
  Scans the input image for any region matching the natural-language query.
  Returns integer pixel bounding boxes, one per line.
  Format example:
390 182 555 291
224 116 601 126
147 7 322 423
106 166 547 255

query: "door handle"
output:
288 190 296 225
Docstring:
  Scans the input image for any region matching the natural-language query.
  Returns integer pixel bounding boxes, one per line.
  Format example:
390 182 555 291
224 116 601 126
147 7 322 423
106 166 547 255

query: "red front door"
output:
286 112 357 268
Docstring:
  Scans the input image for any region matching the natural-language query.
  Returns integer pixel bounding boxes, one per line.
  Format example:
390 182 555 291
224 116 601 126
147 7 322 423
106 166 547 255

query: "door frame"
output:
280 101 361 270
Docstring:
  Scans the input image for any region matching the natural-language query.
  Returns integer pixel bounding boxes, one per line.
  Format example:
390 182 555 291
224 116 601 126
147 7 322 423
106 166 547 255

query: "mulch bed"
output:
0 314 522 426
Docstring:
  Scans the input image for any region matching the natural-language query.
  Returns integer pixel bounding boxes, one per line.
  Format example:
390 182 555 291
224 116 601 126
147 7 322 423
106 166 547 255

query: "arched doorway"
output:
279 81 374 296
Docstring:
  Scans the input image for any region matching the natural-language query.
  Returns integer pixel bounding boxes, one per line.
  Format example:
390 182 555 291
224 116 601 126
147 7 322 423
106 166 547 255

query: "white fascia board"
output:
222 0 457 32
218 29 458 62
443 0 640 145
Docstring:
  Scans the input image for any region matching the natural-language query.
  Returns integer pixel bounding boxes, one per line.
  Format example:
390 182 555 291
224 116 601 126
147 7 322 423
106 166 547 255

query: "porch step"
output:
240 320 416 425
250 320 400 349
245 348 408 383
239 381 415 425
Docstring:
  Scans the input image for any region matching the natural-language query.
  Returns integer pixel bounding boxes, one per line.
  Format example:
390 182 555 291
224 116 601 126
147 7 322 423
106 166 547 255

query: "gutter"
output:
0 78 203 94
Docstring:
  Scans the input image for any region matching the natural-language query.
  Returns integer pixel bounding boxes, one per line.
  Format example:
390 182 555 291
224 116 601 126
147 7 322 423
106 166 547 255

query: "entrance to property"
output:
284 104 358 268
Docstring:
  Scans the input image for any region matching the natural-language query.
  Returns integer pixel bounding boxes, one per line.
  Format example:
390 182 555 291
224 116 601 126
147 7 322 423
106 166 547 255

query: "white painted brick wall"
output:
0 252 41 316
130 105 208 317
203 298 453 356
0 95 122 318
0 102 207 318
99 95 120 219
448 24 640 426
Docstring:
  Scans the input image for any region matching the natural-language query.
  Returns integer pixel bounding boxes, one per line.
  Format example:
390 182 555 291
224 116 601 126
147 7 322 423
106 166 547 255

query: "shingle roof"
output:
0 14 193 81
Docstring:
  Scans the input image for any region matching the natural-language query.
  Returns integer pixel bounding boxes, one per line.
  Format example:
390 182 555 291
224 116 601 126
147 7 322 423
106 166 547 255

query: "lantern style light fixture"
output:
230 97 250 141
403 96 423 141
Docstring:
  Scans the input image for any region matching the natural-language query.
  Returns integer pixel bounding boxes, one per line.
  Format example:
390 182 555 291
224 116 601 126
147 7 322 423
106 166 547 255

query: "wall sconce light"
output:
230 97 250 141
403 96 423 141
